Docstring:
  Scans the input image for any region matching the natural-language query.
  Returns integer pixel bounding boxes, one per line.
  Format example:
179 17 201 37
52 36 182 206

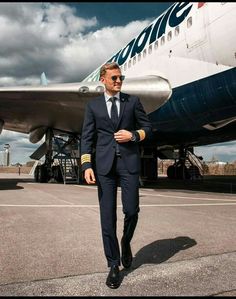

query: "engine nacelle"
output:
29 126 47 143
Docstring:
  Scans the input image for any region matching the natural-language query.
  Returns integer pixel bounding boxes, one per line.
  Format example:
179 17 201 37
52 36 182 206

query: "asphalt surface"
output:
0 173 236 296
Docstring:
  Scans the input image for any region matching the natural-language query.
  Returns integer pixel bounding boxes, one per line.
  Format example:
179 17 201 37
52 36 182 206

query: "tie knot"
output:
110 97 117 103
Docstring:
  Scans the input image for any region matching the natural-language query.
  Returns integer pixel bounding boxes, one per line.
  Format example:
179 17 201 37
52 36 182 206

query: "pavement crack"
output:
211 288 236 296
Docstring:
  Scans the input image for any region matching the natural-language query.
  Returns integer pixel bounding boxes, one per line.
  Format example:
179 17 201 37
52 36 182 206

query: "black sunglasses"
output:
111 75 125 82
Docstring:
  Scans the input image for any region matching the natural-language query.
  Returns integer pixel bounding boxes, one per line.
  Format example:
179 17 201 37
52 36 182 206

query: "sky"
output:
0 2 235 164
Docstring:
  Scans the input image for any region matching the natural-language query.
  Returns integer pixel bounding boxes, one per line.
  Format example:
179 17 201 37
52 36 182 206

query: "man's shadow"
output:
0 179 24 190
120 236 197 281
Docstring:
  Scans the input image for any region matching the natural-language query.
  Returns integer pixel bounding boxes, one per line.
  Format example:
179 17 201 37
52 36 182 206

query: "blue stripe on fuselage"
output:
149 67 236 134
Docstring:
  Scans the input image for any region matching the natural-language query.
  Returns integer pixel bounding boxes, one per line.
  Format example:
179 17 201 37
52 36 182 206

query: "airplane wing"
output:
0 75 172 143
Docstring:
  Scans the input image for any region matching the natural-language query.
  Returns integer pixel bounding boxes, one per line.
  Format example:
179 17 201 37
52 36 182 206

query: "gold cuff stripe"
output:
81 154 91 164
137 129 146 141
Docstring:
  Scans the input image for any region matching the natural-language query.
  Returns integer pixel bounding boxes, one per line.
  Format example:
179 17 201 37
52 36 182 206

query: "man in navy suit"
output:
81 62 152 289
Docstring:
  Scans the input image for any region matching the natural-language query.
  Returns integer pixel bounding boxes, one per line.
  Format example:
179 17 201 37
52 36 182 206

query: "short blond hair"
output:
99 62 121 79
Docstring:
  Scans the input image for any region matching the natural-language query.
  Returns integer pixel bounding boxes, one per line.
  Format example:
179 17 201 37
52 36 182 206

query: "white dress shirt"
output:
104 92 120 118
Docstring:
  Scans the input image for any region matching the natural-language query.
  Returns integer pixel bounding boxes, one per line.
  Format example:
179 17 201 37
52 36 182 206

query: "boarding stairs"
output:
56 154 79 184
53 136 80 184
185 150 204 179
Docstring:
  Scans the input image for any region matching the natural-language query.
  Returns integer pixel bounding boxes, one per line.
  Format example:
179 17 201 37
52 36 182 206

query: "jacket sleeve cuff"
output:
136 129 146 142
81 154 92 171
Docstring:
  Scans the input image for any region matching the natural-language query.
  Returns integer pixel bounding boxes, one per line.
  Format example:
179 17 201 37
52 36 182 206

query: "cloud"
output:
0 3 98 85
0 130 43 164
0 3 150 86
195 141 236 163
0 3 151 164
59 20 152 83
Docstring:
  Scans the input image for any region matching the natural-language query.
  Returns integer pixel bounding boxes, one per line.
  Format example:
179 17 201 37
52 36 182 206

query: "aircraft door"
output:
185 5 207 51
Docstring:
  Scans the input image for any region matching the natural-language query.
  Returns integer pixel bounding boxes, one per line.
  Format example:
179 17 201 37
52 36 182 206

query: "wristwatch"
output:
130 131 137 142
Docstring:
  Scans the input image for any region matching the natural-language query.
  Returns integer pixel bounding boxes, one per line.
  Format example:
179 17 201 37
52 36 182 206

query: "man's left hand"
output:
114 130 132 143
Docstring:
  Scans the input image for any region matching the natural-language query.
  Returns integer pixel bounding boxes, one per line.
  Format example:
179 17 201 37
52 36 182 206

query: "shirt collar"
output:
104 91 120 102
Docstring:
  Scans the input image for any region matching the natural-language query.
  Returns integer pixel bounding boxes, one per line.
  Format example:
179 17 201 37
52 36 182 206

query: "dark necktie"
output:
110 97 119 128
110 97 120 155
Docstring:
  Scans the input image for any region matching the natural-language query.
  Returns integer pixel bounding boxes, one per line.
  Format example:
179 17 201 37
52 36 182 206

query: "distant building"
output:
0 150 10 166
0 150 5 166
0 144 10 166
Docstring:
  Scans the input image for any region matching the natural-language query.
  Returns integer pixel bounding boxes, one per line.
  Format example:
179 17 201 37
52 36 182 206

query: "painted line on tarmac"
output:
139 192 236 202
75 185 236 202
0 204 100 208
1 203 236 208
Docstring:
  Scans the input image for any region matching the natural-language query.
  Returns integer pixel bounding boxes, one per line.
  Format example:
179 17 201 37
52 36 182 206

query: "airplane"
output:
0 2 236 183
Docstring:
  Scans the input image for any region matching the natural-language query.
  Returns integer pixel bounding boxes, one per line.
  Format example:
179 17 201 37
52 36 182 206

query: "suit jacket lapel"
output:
116 93 127 129
100 94 115 128
100 93 128 130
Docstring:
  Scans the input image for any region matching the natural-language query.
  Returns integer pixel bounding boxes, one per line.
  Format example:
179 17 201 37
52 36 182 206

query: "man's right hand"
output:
84 168 96 184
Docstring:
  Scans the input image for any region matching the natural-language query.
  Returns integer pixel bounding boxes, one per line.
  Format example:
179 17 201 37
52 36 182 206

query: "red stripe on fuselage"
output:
198 2 205 8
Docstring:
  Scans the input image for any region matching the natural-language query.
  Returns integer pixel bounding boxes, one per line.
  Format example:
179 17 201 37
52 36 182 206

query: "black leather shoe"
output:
121 238 132 268
106 265 120 289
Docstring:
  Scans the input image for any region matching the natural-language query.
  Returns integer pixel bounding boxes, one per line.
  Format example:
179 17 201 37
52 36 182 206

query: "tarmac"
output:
0 173 236 296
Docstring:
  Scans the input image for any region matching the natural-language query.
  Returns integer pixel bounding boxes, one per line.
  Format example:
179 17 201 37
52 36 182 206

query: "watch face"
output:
131 133 136 141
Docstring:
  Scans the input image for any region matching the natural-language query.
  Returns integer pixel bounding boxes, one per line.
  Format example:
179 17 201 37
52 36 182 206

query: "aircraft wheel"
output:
188 165 201 179
52 165 63 183
34 165 40 182
176 165 190 179
167 165 176 179
37 164 49 183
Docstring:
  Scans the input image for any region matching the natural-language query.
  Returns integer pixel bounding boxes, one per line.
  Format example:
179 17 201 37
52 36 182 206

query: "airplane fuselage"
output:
0 2 236 153
84 2 236 149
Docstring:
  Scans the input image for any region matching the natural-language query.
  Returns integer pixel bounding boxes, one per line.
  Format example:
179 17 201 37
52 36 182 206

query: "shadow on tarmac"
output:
120 236 197 283
0 177 34 190
143 176 236 194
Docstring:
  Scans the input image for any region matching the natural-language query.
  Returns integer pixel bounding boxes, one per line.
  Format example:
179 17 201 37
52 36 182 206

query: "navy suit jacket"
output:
81 92 152 175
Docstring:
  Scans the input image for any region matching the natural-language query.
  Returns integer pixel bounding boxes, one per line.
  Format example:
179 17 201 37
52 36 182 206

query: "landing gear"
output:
33 128 81 184
167 146 203 180
167 163 190 180
34 129 53 183
52 165 64 182
140 147 158 184
34 164 49 183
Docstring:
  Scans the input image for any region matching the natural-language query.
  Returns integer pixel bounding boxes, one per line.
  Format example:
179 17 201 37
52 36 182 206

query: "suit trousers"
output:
96 155 140 267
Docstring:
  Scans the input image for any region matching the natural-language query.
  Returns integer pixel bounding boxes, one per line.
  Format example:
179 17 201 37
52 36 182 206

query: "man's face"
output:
100 68 123 95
